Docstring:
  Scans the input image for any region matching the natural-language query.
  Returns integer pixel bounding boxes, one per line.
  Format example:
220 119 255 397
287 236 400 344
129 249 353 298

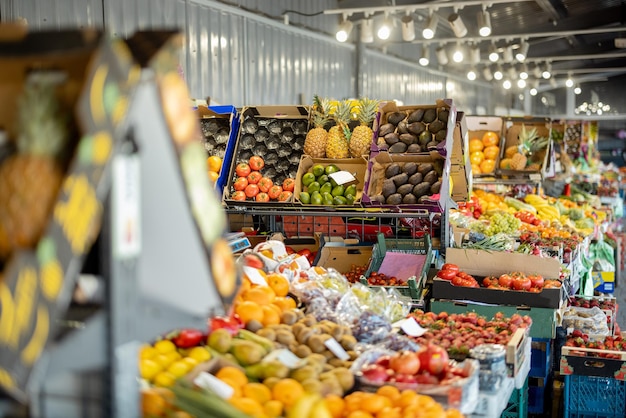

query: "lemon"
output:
188 346 212 363
167 360 192 378
154 340 176 354
139 359 161 381
139 345 158 360
153 371 176 387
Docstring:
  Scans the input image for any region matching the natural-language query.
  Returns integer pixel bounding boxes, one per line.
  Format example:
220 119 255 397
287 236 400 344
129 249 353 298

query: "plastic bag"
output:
562 306 610 339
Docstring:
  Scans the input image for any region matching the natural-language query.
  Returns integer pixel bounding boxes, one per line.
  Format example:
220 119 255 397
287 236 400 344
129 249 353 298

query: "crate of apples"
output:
228 155 295 203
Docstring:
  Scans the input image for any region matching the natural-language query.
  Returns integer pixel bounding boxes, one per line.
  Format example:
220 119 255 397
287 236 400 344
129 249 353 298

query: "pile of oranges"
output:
469 131 500 175
234 272 296 327
207 155 223 184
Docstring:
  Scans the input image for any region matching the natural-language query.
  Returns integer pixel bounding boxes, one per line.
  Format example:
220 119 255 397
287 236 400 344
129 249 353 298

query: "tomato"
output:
258 177 273 193
269 186 283 200
543 279 562 288
171 329 204 348
231 191 246 201
235 162 251 177
255 192 270 202
297 249 312 257
233 176 248 191
278 191 293 202
528 274 544 289
441 263 459 272
244 184 259 198
437 269 457 281
285 246 295 255
482 277 493 287
512 276 532 291
282 178 296 192
498 274 513 288
249 156 265 171
457 272 474 281
451 276 465 287
247 171 262 184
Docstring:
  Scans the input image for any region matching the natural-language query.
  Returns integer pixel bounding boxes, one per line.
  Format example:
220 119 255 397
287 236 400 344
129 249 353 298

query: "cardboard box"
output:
592 271 615 293
431 248 565 309
268 232 320 254
363 151 450 213
450 112 471 202
499 116 552 179
293 156 368 207
315 243 373 273
465 115 504 178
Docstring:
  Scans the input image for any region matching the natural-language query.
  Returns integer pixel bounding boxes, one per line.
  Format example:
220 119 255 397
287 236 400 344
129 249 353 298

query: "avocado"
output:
418 195 433 203
429 120 445 134
388 142 407 153
316 174 329 185
431 181 442 194
387 111 406 126
320 182 332 195
385 163 402 178
438 108 449 122
402 162 418 176
299 192 311 204
384 133 400 146
435 130 447 142
325 164 340 175
370 194 386 204
397 184 414 196
418 131 432 147
407 122 426 136
424 170 438 185
396 121 409 134
381 179 396 198
426 140 439 151
408 172 423 185
322 192 334 206
345 184 357 197
417 163 434 176
407 108 425 123
386 193 403 205
333 196 348 205
402 193 418 204
413 182 431 198
423 108 437 123
331 185 345 197
406 144 422 153
399 133 417 146
378 123 395 137
310 192 322 205
391 173 409 187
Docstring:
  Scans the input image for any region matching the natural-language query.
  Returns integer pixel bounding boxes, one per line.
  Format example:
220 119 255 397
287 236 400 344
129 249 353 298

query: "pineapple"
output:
0 73 69 260
518 124 549 156
304 96 330 158
349 97 379 158
325 100 351 159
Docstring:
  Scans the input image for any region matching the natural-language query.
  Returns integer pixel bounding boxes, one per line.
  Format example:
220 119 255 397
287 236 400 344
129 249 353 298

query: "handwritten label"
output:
329 171 356 186
263 349 304 369
194 372 234 399
242 267 267 286
324 338 350 361
400 317 427 337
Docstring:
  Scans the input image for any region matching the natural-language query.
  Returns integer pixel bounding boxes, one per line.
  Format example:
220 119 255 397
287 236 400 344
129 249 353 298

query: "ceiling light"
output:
377 15 392 40
519 64 528 80
483 66 493 81
503 45 514 62
517 79 526 89
448 13 467 38
533 64 542 78
565 77 574 88
467 68 477 81
488 44 499 62
503 79 512 90
477 10 492 37
494 64 503 80
419 45 430 66
516 41 529 62
574 84 582 95
361 18 374 43
470 46 481 65
422 13 438 40
542 63 552 79
436 46 448 65
336 19 353 42
530 86 538 96
452 44 464 63
401 15 415 41
508 65 517 80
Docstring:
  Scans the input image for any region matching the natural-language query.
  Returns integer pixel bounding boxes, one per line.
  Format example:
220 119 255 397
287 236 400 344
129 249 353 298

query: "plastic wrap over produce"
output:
562 306 610 339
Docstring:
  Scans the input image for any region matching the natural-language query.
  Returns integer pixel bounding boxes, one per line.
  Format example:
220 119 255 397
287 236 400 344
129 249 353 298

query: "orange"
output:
229 397 264 417
398 390 419 409
346 412 374 418
261 305 281 326
344 393 365 413
470 151 484 165
266 273 290 297
216 366 248 388
272 296 297 311
271 378 304 407
219 377 243 397
243 382 272 404
483 145 500 160
468 138 484 153
141 389 166 416
324 394 346 418
482 131 500 147
480 159 496 174
235 301 264 323
264 400 284 417
415 394 438 409
362 394 392 414
242 286 275 305
376 386 401 404
471 164 481 175
208 170 219 183
445 410 464 418
376 406 401 418
207 155 223 173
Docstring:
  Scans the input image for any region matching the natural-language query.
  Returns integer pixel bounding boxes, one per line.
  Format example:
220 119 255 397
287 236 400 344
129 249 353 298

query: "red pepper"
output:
171 329 204 348
209 315 243 335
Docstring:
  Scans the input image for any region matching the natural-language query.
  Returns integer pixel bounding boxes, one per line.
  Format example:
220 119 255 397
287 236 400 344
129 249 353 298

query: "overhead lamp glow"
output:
574 85 582 95
494 65 503 80
483 66 493 81
519 64 528 80
516 41 529 62
517 79 526 89
361 18 374 43
377 16 392 40
336 19 353 43
542 63 552 79
422 13 438 39
477 10 492 37
467 69 477 81
488 44 499 62
436 46 448 66
470 46 481 65
503 45 514 62
530 87 538 96
565 77 574 88
503 79 512 90
448 13 468 38
419 45 430 66
401 15 416 41
452 46 464 63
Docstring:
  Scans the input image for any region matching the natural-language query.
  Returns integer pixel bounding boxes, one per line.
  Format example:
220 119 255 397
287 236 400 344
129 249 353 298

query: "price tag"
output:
263 349 304 368
324 338 350 361
193 372 234 399
328 171 356 186
400 317 427 337
242 266 267 286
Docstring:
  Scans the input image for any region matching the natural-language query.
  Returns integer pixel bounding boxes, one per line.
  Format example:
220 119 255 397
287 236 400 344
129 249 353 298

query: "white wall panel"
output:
104 0 186 38
0 0 103 29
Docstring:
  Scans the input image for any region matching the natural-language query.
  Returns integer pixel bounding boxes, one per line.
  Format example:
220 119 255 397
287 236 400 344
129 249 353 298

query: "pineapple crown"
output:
17 73 69 157
311 95 331 128
334 100 353 141
518 124 549 155
357 97 380 126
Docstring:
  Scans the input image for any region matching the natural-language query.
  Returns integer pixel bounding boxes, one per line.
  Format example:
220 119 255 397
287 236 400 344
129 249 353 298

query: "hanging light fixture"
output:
336 16 353 43
503 79 512 90
517 79 526 89
542 62 552 79
565 73 574 88
516 40 529 62
574 84 582 95
419 45 430 66
508 65 517 80
477 8 492 37
488 44 499 62
533 64 542 78
361 17 374 43
503 45 514 62
483 66 493 81
519 63 529 80
467 68 477 81
549 77 558 88
422 12 438 40
401 13 416 42
494 64 504 80
452 43 464 63
448 12 468 38
530 82 538 96
377 14 392 40
470 45 481 65
436 45 449 65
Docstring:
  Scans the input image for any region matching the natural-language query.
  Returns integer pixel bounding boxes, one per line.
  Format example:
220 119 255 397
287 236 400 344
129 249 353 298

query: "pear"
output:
207 328 232 353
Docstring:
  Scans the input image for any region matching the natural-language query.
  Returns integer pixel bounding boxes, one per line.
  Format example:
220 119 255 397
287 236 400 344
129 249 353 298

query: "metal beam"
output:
324 0 537 16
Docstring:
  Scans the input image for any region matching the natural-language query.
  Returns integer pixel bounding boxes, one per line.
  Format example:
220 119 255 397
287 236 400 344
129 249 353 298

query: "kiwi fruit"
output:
429 120 445 133
417 163 434 176
435 129 447 142
402 194 418 204
391 173 409 187
397 183 414 196
385 132 400 146
407 108 425 123
386 193 403 205
370 194 386 204
378 123 395 137
381 179 396 198
388 142 407 153
397 121 409 134
385 163 401 178
387 112 406 125
418 131 432 147
413 182 431 198
423 108 437 123
424 170 439 185
407 144 422 153
402 162 418 176
408 172 423 185
426 141 439 150
431 180 442 194
407 122 426 136
438 108 449 122
399 133 417 146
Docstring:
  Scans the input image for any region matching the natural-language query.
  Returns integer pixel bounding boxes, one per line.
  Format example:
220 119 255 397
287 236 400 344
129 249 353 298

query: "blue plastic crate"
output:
564 375 626 418
502 378 528 418
529 338 551 378
528 380 546 415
